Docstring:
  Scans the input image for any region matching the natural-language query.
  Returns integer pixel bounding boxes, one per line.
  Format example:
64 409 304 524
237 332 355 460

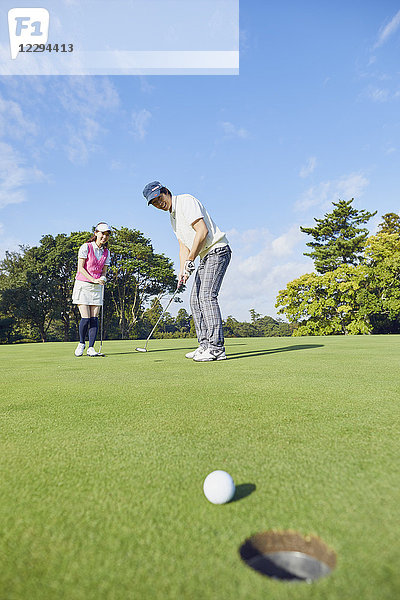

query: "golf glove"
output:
183 260 196 278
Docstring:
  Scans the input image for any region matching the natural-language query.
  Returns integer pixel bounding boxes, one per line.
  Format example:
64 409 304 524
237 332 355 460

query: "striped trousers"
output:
190 245 231 350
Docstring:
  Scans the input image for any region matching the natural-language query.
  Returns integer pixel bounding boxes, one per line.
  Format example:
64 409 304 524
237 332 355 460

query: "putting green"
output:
1 336 399 599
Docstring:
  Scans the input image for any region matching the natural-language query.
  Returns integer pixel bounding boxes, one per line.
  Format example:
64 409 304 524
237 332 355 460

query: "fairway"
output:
1 336 399 600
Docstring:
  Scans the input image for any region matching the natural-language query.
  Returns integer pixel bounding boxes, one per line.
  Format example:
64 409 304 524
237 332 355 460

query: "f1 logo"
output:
8 8 50 59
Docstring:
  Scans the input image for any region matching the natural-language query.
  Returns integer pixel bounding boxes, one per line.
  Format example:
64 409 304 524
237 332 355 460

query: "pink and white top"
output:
76 242 110 282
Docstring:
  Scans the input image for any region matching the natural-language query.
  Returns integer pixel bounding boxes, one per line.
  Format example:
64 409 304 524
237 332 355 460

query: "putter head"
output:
135 347 147 353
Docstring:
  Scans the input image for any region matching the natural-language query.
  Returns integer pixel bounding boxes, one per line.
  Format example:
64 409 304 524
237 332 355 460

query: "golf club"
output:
95 284 105 357
136 280 183 353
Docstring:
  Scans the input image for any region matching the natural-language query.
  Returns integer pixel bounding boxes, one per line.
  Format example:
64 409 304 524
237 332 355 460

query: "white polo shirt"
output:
169 194 229 259
78 242 111 265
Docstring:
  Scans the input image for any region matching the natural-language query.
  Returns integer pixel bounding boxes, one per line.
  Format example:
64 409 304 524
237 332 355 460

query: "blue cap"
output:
143 181 163 205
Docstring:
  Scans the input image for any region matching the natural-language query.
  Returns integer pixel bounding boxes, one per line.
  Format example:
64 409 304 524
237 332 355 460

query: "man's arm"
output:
178 239 190 283
188 218 208 260
178 218 208 284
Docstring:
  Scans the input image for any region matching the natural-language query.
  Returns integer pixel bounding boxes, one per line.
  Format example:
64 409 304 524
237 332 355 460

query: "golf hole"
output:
239 530 336 583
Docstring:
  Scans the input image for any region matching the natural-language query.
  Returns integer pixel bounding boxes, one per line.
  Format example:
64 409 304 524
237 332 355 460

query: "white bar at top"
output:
82 50 239 69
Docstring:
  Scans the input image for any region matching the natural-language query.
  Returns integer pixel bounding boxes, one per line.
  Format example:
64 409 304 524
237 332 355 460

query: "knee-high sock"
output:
79 318 90 344
88 317 99 347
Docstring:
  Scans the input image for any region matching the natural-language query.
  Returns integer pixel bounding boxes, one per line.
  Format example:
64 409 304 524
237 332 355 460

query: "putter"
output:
99 299 105 356
136 280 183 353
93 285 105 357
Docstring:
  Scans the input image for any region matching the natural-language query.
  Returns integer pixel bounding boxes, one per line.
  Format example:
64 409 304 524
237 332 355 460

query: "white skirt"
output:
72 280 104 306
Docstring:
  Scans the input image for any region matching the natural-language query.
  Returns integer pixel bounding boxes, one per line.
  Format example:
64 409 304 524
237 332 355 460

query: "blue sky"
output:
1 1 400 320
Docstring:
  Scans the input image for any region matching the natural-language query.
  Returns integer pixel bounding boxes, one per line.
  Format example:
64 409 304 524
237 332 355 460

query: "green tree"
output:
175 308 191 333
377 212 400 236
276 231 400 336
276 265 371 336
189 316 197 338
362 232 400 332
160 312 176 334
256 315 293 336
249 309 262 324
0 227 180 343
223 315 238 337
39 232 87 340
0 246 58 342
107 227 179 339
0 314 15 343
223 311 293 337
300 199 377 273
142 297 163 335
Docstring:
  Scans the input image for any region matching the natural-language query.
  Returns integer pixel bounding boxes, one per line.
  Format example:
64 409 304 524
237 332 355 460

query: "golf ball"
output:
203 470 235 504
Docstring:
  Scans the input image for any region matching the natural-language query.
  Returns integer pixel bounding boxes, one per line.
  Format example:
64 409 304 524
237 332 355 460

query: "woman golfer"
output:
143 182 231 361
72 222 111 357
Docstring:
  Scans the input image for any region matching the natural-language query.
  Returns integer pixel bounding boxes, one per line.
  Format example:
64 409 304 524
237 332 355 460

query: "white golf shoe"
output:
87 346 100 357
74 342 85 357
185 346 204 359
193 347 227 361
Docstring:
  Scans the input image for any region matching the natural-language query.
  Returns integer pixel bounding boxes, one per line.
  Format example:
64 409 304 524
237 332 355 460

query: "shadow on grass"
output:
227 344 323 360
231 483 256 503
109 349 195 356
109 343 248 356
107 343 319 358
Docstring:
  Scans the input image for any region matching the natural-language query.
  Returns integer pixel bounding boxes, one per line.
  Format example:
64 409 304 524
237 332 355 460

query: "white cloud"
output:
295 172 369 212
299 156 317 178
57 77 119 116
66 133 91 165
0 76 121 166
110 160 124 171
139 77 155 93
368 213 382 236
0 142 45 209
368 87 390 102
131 109 152 140
55 77 120 164
362 83 400 104
66 117 104 163
271 225 304 257
374 9 400 48
0 94 37 138
219 226 310 320
0 74 48 98
220 121 249 139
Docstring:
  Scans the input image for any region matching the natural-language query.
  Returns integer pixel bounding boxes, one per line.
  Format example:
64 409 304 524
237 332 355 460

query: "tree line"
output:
0 227 291 344
5 197 389 343
276 201 400 335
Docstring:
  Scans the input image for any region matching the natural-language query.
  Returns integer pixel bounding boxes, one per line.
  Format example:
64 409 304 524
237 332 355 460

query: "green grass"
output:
1 336 399 600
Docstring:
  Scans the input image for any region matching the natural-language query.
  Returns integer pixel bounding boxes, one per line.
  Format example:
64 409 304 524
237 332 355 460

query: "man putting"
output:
143 182 231 361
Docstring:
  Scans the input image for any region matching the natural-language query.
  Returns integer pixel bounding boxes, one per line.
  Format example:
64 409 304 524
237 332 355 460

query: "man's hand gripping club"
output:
181 260 195 284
